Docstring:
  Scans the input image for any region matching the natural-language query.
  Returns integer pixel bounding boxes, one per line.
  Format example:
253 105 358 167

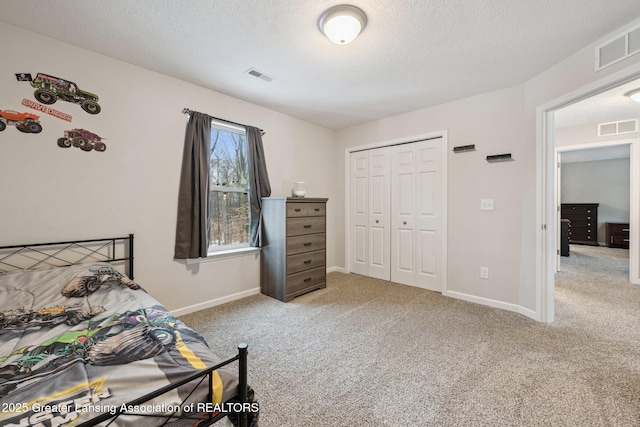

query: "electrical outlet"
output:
480 199 494 210
480 267 489 279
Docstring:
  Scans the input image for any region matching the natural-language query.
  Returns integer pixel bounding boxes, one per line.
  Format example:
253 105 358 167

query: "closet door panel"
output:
354 225 367 265
419 230 436 276
415 142 442 291
391 145 417 285
350 152 369 276
351 138 444 290
397 173 415 215
396 229 414 272
370 226 386 268
368 147 391 280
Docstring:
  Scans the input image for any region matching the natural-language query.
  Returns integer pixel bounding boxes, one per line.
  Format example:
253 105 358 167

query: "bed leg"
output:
238 343 248 427
128 234 135 279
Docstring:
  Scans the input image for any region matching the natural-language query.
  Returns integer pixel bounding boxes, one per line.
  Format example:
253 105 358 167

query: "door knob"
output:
403 221 407 225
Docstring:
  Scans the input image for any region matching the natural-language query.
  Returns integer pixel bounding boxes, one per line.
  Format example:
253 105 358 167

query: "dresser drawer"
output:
286 202 326 217
608 223 629 234
611 234 629 246
568 219 595 228
305 203 326 216
562 206 596 215
286 266 326 294
287 250 325 274
287 233 326 255
287 203 308 217
563 212 595 221
287 216 325 236
607 222 629 248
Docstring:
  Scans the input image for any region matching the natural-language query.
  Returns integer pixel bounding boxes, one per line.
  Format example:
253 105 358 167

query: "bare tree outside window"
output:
209 124 250 249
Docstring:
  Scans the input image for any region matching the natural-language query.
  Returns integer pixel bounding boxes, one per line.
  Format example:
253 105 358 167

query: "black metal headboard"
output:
0 234 134 278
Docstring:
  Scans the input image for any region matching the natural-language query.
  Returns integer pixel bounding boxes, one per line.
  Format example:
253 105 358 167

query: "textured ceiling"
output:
555 78 640 128
560 145 630 163
1 0 640 130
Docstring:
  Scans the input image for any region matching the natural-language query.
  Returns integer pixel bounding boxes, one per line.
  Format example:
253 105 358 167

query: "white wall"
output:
555 122 640 148
4 15 640 321
0 22 337 313
556 123 634 244
522 17 640 316
336 17 640 319
336 85 526 308
561 159 630 244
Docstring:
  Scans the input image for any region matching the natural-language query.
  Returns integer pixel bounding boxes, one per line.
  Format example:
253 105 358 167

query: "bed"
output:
0 235 257 427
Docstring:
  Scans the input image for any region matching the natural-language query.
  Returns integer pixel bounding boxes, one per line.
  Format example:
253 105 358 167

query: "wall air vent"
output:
245 68 274 82
595 22 640 71
597 119 638 136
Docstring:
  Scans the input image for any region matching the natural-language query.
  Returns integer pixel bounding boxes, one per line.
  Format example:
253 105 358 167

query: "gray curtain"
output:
246 126 271 247
174 112 211 259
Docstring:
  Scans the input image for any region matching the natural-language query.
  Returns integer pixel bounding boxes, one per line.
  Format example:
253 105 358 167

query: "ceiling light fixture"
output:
318 5 367 45
624 88 640 103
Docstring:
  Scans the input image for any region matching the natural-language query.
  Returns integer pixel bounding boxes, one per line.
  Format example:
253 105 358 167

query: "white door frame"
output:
537 63 640 323
555 139 639 280
344 131 448 292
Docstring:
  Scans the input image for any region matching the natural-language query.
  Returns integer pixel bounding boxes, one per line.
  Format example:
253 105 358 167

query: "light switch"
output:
480 199 494 211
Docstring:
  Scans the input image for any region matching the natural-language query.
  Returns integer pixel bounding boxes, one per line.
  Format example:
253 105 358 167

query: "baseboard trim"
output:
327 266 346 273
443 290 538 321
171 287 261 317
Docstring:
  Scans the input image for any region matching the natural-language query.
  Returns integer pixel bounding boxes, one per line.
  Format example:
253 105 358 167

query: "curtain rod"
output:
182 108 265 135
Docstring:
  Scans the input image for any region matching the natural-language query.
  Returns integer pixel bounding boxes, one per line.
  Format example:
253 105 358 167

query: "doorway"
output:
555 140 634 278
540 72 640 322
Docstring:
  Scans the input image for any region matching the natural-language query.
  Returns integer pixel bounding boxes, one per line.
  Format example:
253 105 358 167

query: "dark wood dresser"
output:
561 203 599 246
260 197 328 302
606 222 629 249
560 219 571 256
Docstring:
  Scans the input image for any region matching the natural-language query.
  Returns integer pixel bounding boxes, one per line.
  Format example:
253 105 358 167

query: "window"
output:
175 110 269 260
209 120 250 251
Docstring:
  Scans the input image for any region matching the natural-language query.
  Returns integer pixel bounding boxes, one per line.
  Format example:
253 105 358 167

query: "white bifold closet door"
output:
350 147 391 280
350 139 443 292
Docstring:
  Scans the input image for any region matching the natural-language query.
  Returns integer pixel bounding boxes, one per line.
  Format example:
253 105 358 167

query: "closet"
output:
349 138 445 292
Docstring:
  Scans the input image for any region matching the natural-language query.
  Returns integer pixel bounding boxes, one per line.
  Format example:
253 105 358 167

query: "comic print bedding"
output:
0 262 239 426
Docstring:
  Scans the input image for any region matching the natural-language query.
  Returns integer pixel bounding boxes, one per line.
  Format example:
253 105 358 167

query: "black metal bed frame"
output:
0 234 135 278
0 234 250 427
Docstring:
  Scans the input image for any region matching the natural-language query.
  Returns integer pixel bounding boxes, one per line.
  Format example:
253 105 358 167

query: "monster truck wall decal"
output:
0 110 43 133
58 128 107 152
19 72 101 115
22 98 73 122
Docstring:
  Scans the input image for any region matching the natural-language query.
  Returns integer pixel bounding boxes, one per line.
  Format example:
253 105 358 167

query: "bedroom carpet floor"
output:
181 245 640 426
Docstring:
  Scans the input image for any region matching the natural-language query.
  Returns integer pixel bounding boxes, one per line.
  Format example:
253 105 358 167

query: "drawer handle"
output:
314 208 321 212
304 242 312 247
304 260 312 264
294 208 302 212
623 229 630 232
304 277 312 283
624 239 630 242
303 225 312 229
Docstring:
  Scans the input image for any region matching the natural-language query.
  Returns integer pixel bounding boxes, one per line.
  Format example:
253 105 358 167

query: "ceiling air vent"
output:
595 22 640 71
245 68 274 82
597 119 638 136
